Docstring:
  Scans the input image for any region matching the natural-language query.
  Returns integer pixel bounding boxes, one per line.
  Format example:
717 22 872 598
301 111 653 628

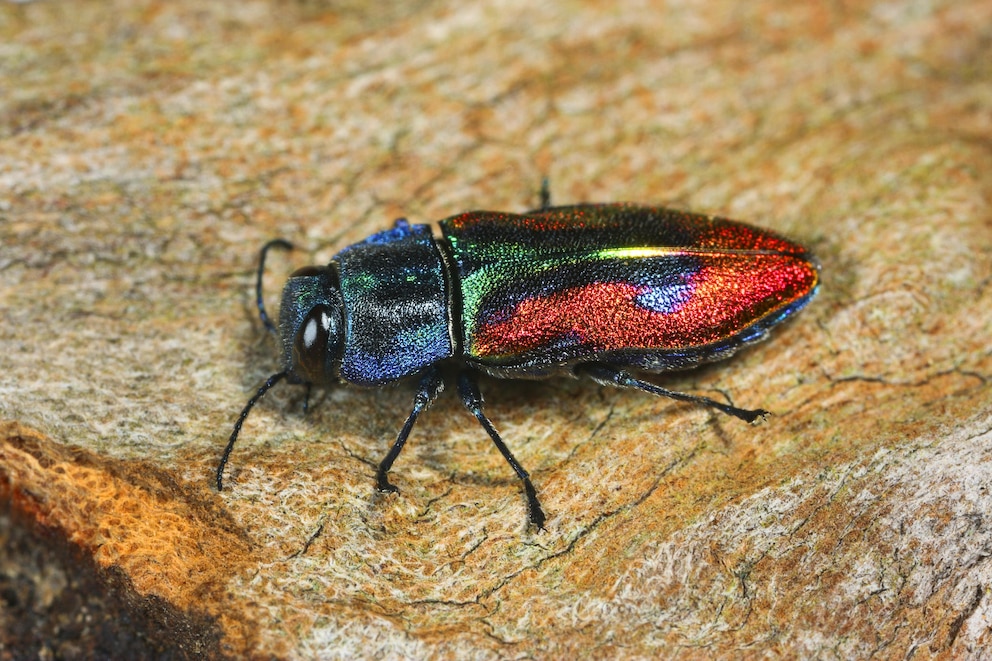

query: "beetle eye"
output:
289 265 326 278
292 304 339 383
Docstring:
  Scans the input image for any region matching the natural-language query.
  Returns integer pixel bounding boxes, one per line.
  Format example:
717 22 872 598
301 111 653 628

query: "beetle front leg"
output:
457 371 547 530
577 364 769 424
375 367 444 494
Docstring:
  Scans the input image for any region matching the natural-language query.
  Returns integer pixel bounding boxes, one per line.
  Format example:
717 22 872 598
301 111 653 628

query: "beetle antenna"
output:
217 370 289 490
256 239 293 334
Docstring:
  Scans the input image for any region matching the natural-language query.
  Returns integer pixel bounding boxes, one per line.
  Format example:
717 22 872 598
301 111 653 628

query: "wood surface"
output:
2 0 991 658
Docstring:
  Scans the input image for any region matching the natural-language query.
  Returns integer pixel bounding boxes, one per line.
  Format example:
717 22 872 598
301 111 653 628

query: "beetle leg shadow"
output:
457 370 547 531
576 363 768 424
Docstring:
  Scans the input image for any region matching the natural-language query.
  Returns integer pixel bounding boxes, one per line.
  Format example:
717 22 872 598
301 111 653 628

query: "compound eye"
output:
292 304 338 383
289 265 327 279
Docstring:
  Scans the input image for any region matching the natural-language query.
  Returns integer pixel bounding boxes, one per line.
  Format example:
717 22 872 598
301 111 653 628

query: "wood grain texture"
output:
2 0 991 657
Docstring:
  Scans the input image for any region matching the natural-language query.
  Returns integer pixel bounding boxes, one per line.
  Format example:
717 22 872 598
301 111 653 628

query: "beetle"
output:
216 189 819 529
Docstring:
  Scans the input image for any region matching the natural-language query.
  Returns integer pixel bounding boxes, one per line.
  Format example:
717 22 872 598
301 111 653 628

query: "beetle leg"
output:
217 370 289 491
302 383 312 414
457 371 547 530
577 364 769 424
375 367 444 494
538 177 551 211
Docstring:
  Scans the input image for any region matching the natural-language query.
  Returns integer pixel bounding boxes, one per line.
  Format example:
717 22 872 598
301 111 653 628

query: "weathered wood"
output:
2 0 991 657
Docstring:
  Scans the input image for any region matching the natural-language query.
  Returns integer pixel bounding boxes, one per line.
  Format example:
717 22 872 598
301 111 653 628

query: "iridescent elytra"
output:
217 190 819 529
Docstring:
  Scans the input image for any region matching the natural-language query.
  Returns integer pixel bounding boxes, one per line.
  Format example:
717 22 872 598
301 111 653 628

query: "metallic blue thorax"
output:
334 221 454 386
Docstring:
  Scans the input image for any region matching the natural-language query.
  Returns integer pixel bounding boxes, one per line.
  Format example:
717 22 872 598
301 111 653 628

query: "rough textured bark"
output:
2 0 991 658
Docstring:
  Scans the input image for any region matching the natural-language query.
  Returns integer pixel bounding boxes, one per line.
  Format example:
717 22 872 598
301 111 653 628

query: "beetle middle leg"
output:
457 371 547 530
376 367 444 494
576 363 769 424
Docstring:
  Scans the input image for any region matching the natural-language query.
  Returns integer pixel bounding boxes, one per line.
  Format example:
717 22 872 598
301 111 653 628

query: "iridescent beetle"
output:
217 190 819 529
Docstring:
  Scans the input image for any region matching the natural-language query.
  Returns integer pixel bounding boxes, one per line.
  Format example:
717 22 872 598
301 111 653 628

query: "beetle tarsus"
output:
375 368 444 495
521 478 547 531
458 371 547 530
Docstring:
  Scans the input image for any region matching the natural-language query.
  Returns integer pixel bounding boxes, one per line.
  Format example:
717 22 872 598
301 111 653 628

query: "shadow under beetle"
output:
217 188 820 529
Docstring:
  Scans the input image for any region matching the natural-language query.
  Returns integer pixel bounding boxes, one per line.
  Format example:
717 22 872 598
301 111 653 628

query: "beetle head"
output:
278 265 344 386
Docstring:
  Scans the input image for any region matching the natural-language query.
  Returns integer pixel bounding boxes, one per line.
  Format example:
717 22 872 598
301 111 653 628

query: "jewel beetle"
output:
217 190 819 529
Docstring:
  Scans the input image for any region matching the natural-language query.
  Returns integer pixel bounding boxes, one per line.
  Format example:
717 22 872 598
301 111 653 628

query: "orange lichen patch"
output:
0 421 259 656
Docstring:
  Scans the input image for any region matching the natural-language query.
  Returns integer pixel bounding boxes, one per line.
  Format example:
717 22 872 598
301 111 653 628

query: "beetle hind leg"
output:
457 371 547 530
577 363 769 424
375 368 444 494
538 177 551 211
